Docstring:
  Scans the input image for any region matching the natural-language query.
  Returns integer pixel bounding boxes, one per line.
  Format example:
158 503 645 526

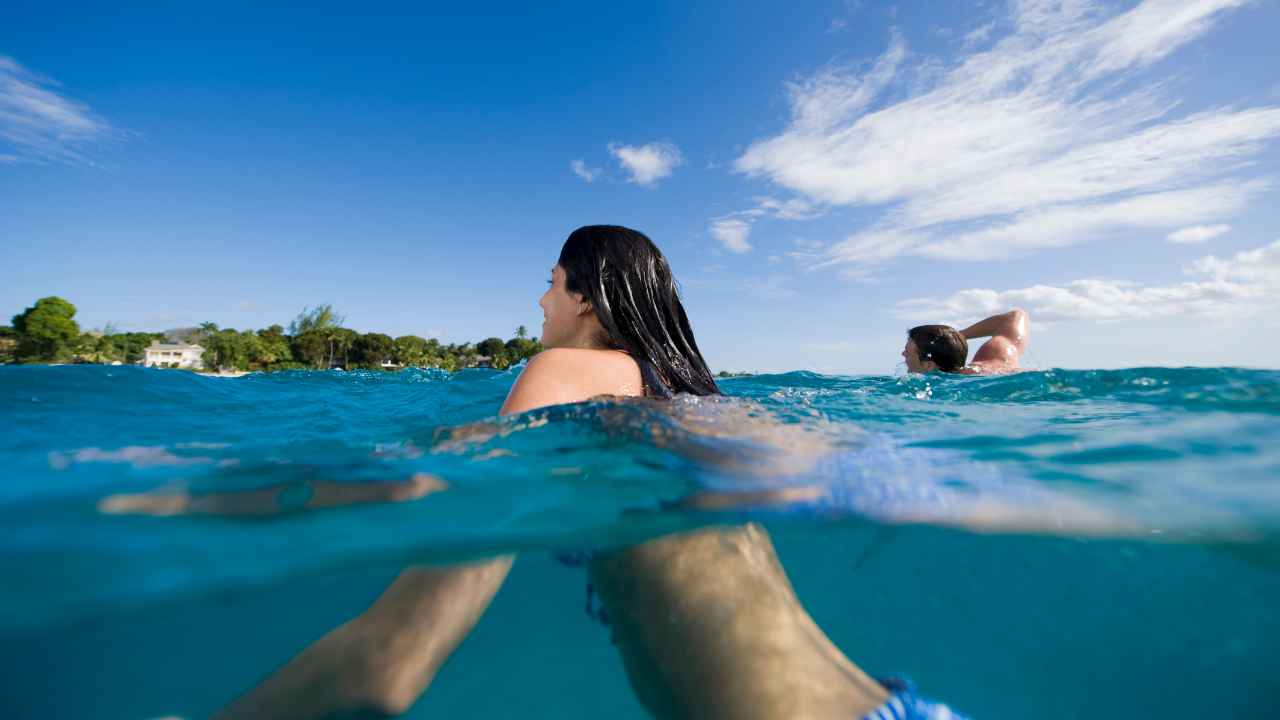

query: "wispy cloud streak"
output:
570 159 600 182
705 195 823 254
896 239 1280 323
1167 223 1231 244
735 0 1279 271
0 56 111 165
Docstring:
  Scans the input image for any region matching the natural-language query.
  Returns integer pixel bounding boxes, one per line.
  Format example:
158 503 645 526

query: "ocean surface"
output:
2 364 1278 718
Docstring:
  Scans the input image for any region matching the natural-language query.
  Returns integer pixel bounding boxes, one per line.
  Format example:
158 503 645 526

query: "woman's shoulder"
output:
501 348 643 415
529 346 629 366
528 348 643 390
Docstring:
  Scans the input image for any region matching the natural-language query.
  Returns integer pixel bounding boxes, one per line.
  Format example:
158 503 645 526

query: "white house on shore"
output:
144 342 205 369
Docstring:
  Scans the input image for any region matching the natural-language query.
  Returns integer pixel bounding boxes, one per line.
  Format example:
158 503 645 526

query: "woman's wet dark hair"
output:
558 225 721 396
908 325 968 372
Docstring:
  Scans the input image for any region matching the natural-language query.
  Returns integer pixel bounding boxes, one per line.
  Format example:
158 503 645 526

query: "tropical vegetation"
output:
2 297 542 372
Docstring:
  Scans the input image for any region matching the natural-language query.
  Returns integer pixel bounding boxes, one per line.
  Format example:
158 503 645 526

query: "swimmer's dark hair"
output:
559 225 721 396
908 325 968 373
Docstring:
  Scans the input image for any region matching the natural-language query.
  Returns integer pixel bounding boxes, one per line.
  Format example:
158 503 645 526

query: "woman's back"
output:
500 348 644 411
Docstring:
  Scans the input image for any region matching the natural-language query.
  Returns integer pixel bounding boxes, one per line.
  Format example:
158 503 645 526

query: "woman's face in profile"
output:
539 265 584 348
903 339 930 373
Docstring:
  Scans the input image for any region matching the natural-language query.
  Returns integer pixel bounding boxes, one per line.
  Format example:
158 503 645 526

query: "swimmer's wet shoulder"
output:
904 307 1029 376
501 348 643 415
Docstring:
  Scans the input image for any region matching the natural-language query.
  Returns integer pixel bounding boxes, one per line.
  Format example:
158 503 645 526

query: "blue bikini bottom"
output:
861 678 968 720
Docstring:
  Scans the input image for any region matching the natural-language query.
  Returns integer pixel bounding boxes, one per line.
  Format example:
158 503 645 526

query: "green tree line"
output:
2 297 542 372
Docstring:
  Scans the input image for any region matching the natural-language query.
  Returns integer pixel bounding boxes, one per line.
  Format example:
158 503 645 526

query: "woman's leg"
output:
590 524 887 720
216 556 513 719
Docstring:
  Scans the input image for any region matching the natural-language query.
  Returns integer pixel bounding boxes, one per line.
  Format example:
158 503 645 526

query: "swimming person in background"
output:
205 225 964 719
903 308 1029 375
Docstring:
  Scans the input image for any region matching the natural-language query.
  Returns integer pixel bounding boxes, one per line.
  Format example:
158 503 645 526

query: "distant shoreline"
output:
0 362 757 379
3 297 544 372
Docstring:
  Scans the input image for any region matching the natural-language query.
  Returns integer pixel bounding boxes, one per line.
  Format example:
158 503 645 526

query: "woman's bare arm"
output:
216 350 627 718
959 308 1029 348
99 473 446 517
960 308 1029 369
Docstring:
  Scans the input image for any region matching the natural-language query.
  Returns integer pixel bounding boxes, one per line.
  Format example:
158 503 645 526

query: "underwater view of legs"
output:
216 525 934 720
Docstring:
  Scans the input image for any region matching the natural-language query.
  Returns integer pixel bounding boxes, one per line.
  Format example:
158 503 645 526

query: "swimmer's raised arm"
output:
961 308 1029 371
959 308 1029 347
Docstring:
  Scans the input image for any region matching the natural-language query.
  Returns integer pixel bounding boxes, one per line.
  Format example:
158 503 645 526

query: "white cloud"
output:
914 181 1261 261
1086 0 1249 75
962 21 996 48
1187 240 1280 285
710 217 752 253
608 141 683 186
0 56 112 164
1167 223 1231 244
784 30 906 135
570 159 600 183
754 196 824 220
735 0 1280 271
704 196 824 255
895 239 1280 324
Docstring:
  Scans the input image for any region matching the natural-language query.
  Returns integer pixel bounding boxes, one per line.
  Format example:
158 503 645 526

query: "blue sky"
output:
3 0 1279 373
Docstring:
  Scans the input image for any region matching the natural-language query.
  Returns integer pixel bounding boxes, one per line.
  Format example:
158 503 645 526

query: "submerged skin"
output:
214 262 887 719
592 527 887 719
903 308 1029 375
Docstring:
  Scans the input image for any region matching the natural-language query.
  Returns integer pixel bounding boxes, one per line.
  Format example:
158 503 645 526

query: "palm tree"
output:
290 305 342 336
332 328 357 369
195 323 221 369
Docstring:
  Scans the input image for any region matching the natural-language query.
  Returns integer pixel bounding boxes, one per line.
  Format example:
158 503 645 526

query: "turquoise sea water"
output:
2 364 1278 718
